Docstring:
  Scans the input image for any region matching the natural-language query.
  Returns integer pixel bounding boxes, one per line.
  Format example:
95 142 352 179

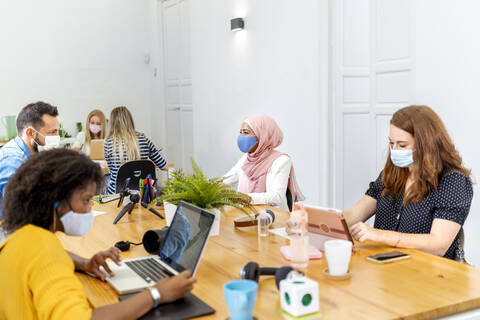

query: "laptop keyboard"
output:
125 258 172 283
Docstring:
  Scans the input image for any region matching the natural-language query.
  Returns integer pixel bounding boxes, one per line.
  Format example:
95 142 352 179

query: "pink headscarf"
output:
239 114 305 202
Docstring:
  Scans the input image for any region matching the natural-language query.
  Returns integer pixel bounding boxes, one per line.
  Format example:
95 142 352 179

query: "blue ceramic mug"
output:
223 279 258 320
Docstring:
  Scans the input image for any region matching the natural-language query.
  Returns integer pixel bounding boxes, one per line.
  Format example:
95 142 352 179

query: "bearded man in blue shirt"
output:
0 102 60 218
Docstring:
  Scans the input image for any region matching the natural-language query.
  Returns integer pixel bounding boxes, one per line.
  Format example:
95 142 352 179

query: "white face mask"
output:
38 135 61 151
390 148 414 168
59 210 94 236
32 128 60 151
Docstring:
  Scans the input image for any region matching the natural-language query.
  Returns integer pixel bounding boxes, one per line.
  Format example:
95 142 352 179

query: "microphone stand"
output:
117 188 130 208
112 177 165 224
113 192 165 224
113 193 140 224
141 201 164 219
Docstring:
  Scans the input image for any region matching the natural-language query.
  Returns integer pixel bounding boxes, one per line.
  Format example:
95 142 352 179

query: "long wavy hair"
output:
84 109 106 147
382 105 470 205
106 106 140 163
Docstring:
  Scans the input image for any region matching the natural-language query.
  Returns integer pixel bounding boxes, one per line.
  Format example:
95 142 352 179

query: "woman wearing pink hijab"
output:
223 115 305 211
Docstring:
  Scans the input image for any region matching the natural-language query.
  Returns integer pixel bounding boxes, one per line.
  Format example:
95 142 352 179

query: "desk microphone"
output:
114 227 169 252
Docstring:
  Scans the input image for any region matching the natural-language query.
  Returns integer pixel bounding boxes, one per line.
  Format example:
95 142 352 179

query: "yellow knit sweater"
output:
0 224 92 319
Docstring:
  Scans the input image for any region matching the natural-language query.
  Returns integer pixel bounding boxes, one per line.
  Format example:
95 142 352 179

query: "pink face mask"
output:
89 124 102 134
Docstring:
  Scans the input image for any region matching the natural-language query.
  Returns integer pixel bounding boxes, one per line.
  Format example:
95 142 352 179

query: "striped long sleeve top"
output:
104 134 167 194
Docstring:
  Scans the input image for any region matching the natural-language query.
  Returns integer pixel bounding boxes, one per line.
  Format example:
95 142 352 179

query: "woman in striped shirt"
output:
104 106 167 194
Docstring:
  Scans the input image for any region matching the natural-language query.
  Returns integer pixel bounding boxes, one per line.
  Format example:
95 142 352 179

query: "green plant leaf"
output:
147 157 255 216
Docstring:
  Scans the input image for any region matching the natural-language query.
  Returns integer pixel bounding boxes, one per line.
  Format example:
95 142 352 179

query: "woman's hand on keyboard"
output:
155 270 197 303
84 247 122 281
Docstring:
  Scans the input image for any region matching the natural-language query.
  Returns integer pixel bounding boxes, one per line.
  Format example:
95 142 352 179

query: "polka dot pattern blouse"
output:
365 170 473 260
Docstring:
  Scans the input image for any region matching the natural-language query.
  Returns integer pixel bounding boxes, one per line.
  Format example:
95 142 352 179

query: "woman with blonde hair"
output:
104 106 167 194
345 105 473 260
72 109 107 155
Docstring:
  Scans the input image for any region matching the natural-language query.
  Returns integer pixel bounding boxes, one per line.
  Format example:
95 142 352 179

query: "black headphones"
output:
240 262 304 289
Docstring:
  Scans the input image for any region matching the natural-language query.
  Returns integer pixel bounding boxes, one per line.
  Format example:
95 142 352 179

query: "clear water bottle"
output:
288 204 309 268
258 209 274 237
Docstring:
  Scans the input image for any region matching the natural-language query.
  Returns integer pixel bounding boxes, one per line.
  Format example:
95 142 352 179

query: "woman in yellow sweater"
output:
0 149 195 320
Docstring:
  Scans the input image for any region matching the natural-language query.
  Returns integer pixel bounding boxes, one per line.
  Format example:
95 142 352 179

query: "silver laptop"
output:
105 201 215 294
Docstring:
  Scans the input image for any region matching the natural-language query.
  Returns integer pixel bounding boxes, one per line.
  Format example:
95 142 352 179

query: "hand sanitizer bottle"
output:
288 204 309 268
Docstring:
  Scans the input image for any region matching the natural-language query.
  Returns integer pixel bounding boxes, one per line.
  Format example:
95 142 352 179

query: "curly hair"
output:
2 149 102 233
382 105 470 205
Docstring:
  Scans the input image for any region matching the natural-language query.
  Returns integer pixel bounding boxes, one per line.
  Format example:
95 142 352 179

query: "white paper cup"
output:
324 240 352 276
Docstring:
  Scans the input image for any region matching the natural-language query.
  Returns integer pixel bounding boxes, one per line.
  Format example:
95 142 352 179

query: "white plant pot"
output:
163 201 221 236
163 201 178 226
208 208 221 237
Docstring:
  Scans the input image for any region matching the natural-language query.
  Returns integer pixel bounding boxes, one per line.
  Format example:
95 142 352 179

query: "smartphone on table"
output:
366 250 410 264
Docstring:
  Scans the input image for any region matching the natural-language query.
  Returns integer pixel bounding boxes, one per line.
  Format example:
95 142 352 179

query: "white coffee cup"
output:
324 240 352 276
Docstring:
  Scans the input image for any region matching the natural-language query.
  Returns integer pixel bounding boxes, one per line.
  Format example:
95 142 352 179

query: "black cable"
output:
114 240 143 252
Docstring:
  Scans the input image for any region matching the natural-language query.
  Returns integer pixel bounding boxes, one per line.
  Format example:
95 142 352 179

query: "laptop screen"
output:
158 201 215 273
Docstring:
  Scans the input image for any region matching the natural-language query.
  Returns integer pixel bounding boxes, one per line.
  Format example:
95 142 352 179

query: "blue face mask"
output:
390 148 414 168
237 134 258 153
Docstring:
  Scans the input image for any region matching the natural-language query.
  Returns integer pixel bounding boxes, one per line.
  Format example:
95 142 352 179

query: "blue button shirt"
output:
0 137 32 218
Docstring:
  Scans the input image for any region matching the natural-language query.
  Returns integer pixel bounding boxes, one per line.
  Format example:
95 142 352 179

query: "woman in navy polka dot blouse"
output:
345 105 473 261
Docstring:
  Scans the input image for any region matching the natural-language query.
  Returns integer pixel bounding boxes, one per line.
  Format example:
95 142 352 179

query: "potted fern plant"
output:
149 158 255 236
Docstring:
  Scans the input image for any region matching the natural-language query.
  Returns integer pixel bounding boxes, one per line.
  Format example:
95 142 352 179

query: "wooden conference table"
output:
58 202 480 319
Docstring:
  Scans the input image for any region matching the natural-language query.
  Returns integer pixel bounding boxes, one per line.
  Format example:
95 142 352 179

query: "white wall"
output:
0 0 163 144
415 0 480 265
189 0 329 205
332 0 480 264
160 0 194 171
331 0 415 211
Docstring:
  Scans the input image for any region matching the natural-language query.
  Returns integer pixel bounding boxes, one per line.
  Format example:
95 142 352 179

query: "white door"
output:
181 108 193 167
161 0 193 172
331 0 415 210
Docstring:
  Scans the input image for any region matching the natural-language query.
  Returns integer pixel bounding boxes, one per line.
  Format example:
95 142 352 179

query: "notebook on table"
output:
119 291 215 320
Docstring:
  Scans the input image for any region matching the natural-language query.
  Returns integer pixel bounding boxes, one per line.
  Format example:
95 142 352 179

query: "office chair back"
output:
455 227 470 265
115 159 156 193
286 188 293 212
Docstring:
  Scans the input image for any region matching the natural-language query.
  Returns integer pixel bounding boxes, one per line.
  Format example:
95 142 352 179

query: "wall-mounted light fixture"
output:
230 18 244 32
